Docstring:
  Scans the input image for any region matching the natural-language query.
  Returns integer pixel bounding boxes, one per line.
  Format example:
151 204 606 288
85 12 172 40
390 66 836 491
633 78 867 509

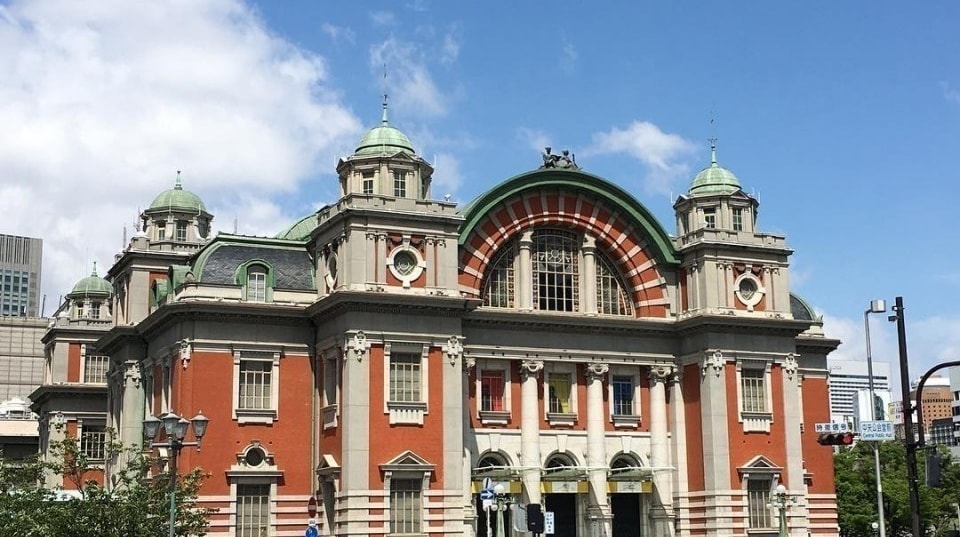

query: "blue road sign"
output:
480 488 495 501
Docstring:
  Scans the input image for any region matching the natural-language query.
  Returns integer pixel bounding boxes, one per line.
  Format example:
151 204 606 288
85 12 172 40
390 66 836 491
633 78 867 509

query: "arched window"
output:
479 228 632 316
246 264 267 302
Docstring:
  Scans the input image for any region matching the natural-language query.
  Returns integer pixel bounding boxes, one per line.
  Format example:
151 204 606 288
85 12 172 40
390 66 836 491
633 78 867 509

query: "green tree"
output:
835 441 960 537
0 430 214 537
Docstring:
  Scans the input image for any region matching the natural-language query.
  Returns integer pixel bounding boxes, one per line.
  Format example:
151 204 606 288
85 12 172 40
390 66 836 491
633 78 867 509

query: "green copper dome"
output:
70 264 112 297
354 96 415 156
149 173 207 212
689 142 741 196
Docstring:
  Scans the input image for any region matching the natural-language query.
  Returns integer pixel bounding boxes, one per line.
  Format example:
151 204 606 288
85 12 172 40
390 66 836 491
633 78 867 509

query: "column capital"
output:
520 359 543 380
648 364 674 384
124 361 142 388
519 230 534 246
443 335 464 366
585 362 608 381
345 331 371 362
701 350 725 379
781 353 799 380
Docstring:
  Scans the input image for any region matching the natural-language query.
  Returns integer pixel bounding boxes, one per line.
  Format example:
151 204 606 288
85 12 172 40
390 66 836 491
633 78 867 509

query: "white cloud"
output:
0 0 362 313
821 310 960 401
370 10 396 27
560 40 578 75
440 26 461 65
321 22 355 45
941 81 960 106
516 127 552 155
370 38 448 117
431 152 463 199
584 121 697 195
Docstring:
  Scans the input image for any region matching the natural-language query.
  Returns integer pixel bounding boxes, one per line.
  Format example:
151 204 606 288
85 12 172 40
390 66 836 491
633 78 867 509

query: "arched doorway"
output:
609 454 647 537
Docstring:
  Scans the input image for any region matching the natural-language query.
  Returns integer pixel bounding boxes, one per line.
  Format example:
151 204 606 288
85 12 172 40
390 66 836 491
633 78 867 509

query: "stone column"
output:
781 354 808 537
649 365 675 536
586 363 611 537
518 231 534 310
520 359 544 504
669 368 689 537
462 355 478 537
582 236 598 315
700 351 732 536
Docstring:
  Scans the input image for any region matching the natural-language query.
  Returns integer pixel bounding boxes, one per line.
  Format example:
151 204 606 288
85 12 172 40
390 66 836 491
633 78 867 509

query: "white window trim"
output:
229 479 277 537
543 362 578 426
386 244 426 289
232 349 282 424
383 342 429 425
383 471 428 537
733 271 766 311
608 365 641 428
77 419 107 464
321 347 340 430
476 359 512 425
736 360 773 433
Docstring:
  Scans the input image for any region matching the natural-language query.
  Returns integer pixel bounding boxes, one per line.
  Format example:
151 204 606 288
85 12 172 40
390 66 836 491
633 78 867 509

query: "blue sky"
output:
1 0 958 393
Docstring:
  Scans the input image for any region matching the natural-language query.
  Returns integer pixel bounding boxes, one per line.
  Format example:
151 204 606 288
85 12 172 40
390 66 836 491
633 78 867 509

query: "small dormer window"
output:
90 302 100 319
176 221 188 242
362 171 375 194
732 208 744 231
247 265 267 302
76 302 84 318
703 208 716 229
393 170 406 197
157 222 166 240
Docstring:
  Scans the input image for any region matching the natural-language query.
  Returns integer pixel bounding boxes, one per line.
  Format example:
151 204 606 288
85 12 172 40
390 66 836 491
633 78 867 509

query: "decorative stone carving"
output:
648 364 674 384
782 353 799 380
443 336 464 366
463 356 476 372
124 362 142 388
702 350 725 379
519 359 543 381
346 331 371 362
586 362 609 382
179 339 192 370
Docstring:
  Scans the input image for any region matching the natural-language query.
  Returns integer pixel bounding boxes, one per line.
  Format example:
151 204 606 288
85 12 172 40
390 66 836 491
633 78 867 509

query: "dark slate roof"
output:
197 244 315 290
790 293 815 321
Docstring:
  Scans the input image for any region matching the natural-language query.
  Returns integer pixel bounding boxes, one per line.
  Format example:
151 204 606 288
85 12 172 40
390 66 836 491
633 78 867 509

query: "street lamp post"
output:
865 299 887 537
769 484 795 537
143 411 209 537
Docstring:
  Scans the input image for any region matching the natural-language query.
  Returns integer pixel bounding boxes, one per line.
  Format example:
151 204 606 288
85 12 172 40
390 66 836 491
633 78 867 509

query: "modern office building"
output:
827 358 892 424
0 315 47 402
36 105 841 537
0 234 43 318
949 367 960 459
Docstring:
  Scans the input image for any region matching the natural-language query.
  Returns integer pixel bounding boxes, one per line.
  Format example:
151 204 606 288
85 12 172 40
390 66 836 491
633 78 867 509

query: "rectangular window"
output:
90 302 101 319
76 302 85 318
703 208 716 229
176 221 187 242
80 424 107 460
390 353 421 402
747 479 773 528
480 370 504 412
247 271 266 302
157 223 166 240
239 358 272 410
390 478 422 535
393 170 406 197
612 376 634 416
236 484 270 537
741 368 767 413
548 373 572 413
362 171 375 194
84 353 109 384
732 208 744 231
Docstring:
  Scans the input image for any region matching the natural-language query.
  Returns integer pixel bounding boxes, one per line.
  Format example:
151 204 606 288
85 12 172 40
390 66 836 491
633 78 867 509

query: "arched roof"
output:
458 168 678 265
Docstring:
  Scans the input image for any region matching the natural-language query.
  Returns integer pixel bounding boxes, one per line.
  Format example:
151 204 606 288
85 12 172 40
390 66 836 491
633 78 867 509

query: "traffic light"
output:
817 432 855 446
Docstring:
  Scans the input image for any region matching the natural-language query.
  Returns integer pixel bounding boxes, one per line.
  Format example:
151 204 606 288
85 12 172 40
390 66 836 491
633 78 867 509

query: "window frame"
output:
736 360 774 433
389 477 423 536
235 482 272 537
476 361 511 425
362 171 375 194
544 363 577 426
393 169 407 197
608 366 641 428
533 229 581 312
746 477 774 529
383 343 429 425
236 261 274 303
81 344 109 385
233 350 281 424
175 221 188 242
732 207 744 231
78 420 107 461
703 208 717 229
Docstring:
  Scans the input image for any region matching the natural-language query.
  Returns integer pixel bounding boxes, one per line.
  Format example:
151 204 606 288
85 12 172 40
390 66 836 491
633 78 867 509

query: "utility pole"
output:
891 297 921 537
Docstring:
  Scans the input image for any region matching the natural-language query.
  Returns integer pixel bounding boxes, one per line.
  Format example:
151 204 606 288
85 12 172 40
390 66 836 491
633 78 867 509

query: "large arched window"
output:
480 228 632 315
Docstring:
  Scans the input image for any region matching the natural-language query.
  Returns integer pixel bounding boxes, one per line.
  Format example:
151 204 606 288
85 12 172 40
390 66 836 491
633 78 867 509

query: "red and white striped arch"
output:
458 188 670 318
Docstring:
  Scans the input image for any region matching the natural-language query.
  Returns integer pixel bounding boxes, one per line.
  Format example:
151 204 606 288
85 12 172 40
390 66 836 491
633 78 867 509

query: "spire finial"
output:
175 170 183 189
708 137 718 166
382 92 389 125
91 261 98 277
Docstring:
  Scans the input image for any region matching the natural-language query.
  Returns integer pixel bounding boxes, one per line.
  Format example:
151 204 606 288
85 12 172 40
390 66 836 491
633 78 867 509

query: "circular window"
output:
734 273 764 310
393 251 417 276
738 278 757 300
244 447 265 467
